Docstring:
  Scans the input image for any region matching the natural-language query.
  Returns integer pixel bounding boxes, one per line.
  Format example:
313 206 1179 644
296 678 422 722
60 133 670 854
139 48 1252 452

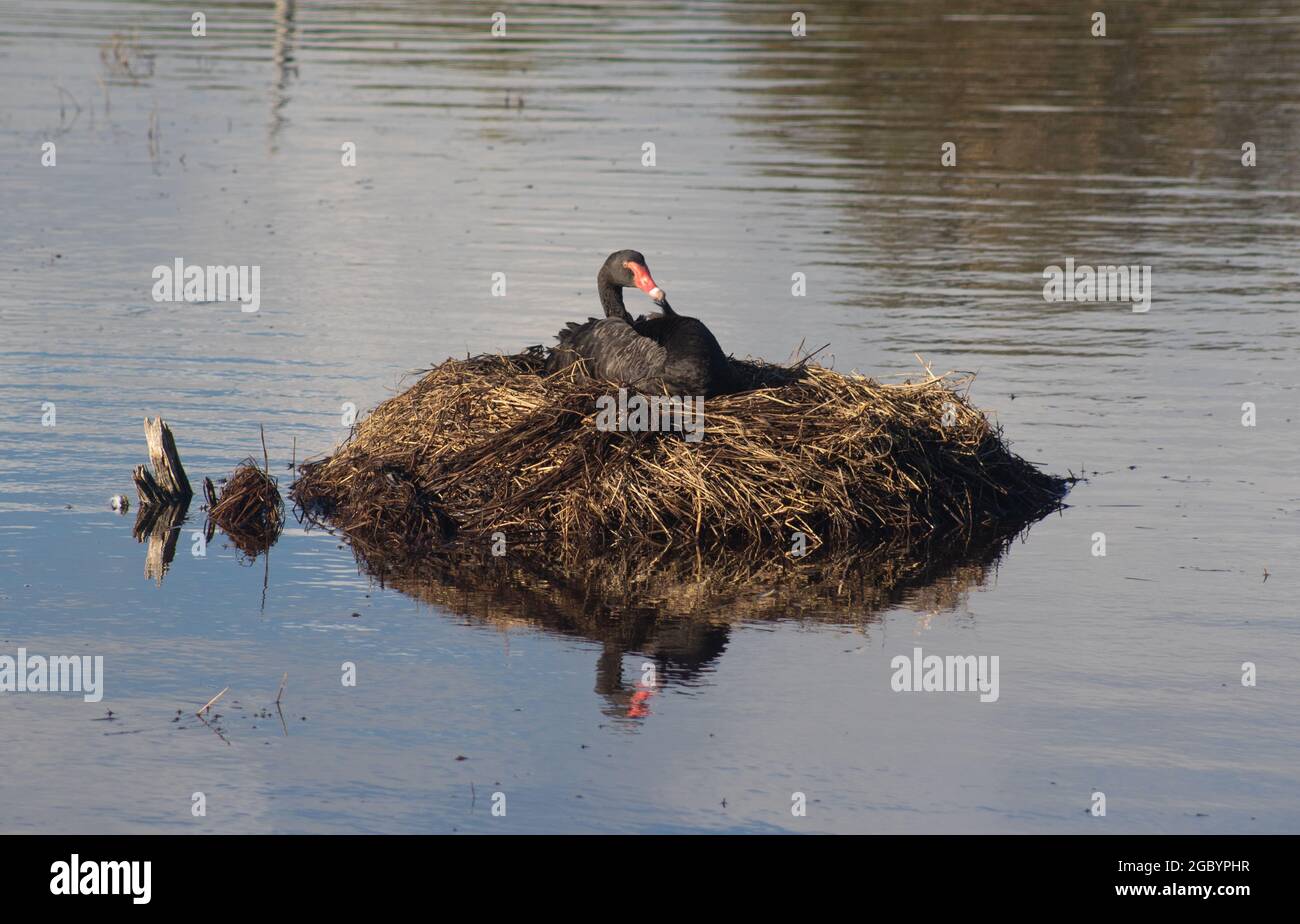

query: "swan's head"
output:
603 249 667 306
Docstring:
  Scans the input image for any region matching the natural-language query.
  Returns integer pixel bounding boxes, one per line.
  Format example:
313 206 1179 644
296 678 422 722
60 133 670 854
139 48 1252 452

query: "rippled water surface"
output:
1 0 1298 833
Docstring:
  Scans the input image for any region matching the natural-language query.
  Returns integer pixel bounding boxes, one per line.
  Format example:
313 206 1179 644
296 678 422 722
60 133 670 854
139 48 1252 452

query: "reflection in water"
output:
722 0 1300 332
329 522 1033 724
268 0 298 153
131 500 188 584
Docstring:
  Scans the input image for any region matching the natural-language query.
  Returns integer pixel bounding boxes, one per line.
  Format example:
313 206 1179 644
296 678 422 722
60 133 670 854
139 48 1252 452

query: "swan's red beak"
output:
625 261 666 304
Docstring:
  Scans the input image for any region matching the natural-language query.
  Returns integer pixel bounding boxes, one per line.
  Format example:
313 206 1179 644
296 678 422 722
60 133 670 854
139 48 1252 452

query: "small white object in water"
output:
110 494 129 512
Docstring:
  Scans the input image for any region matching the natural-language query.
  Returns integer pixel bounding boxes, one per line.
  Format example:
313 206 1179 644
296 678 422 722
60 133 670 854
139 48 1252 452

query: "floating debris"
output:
196 686 228 717
207 461 284 557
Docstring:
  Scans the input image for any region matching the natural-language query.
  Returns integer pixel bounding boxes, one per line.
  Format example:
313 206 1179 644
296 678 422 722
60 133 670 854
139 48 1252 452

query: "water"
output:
1 0 1297 833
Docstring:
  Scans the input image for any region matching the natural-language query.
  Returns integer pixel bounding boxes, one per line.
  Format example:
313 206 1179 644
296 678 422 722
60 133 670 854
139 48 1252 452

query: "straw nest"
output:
205 461 284 557
290 347 1066 564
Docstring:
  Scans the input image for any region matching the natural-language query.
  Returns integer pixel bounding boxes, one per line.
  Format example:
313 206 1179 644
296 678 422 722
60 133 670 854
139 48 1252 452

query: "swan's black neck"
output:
597 269 632 321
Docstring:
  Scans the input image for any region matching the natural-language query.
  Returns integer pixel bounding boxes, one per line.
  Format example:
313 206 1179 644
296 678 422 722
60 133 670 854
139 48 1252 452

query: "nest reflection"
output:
334 523 1036 723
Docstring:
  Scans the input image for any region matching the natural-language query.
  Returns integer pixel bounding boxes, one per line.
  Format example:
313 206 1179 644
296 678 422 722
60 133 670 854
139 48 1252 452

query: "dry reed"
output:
290 348 1067 564
208 459 284 557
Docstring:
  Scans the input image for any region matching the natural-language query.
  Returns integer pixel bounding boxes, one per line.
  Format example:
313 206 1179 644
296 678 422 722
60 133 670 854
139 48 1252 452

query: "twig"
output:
196 686 228 716
275 672 287 704
791 343 830 368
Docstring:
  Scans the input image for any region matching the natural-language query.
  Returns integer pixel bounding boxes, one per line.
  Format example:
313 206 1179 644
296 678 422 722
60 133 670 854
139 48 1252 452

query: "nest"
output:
290 347 1067 564
206 461 284 557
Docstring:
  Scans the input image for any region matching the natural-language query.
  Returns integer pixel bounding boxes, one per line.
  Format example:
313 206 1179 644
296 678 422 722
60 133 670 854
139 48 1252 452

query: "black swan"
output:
545 250 737 397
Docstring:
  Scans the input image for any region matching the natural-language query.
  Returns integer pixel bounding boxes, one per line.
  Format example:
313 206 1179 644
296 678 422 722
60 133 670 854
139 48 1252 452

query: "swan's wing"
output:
586 318 669 389
545 318 667 390
545 318 600 374
631 313 669 344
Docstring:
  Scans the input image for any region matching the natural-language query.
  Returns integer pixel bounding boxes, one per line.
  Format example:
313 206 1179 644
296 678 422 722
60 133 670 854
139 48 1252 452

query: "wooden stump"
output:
133 417 193 505
130 416 193 583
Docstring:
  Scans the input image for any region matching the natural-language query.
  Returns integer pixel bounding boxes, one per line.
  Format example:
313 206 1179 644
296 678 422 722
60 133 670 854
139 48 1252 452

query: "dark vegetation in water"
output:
205 461 283 559
290 348 1069 563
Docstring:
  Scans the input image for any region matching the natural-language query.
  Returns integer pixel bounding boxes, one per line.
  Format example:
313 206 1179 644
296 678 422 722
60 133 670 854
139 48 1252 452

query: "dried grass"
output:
290 348 1067 564
208 460 283 557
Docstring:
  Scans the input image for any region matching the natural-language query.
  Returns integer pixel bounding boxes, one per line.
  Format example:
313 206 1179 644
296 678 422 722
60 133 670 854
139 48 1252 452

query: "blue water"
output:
0 0 1297 833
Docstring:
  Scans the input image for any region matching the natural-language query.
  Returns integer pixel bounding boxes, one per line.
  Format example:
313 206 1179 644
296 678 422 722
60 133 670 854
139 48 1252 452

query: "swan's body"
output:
629 309 736 397
545 250 737 397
